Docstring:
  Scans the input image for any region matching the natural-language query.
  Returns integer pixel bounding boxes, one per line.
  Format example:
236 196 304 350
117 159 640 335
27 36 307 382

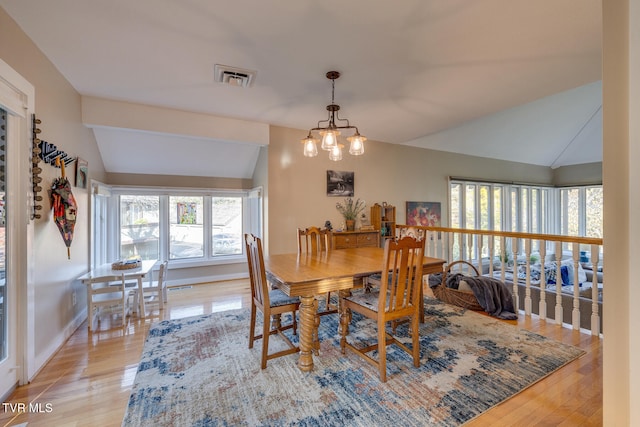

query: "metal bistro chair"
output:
340 235 425 382
245 233 300 369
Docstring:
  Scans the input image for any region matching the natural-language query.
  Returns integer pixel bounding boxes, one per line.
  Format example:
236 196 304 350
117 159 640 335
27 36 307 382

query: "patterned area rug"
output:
123 298 585 426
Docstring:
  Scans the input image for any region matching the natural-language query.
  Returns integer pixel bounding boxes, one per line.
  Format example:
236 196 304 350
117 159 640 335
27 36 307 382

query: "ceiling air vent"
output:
214 64 256 88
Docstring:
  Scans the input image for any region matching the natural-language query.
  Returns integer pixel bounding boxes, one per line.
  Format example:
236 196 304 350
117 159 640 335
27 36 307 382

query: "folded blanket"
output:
445 273 518 320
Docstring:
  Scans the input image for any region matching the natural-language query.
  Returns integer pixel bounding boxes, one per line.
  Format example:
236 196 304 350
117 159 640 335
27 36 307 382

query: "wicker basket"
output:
111 260 141 270
432 260 483 311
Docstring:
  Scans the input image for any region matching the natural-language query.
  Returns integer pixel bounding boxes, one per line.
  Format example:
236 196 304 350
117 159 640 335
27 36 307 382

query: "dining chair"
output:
87 274 132 332
245 233 300 369
297 226 338 315
340 235 425 382
365 225 428 323
133 260 168 313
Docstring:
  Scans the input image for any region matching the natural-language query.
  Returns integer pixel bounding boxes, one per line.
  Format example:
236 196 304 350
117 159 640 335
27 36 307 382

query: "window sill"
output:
166 255 246 269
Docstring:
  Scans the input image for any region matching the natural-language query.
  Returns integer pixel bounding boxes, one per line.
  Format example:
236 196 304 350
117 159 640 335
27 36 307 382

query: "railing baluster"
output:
511 237 519 312
488 235 495 276
571 243 581 330
590 244 601 335
467 233 473 264
499 236 506 283
478 234 485 277
554 242 563 325
424 230 433 257
539 241 547 320
448 232 455 262
524 239 532 315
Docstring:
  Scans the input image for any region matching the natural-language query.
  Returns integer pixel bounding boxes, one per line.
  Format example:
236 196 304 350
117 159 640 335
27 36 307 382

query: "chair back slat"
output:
297 226 331 255
158 260 168 285
245 233 269 309
379 236 425 315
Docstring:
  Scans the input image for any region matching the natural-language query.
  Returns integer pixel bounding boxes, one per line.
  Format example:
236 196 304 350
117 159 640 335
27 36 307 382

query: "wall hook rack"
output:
31 114 43 219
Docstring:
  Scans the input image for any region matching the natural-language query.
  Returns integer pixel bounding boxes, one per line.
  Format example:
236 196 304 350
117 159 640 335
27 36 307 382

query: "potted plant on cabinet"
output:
336 198 366 231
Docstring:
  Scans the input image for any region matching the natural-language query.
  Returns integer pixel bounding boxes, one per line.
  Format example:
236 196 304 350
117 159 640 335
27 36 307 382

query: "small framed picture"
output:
75 158 88 189
326 170 354 197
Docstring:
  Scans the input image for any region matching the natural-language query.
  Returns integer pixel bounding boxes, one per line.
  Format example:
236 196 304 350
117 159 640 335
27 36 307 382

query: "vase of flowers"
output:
336 198 366 231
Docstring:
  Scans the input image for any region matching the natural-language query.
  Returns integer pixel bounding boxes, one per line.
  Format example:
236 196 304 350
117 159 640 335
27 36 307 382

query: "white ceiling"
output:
0 0 602 178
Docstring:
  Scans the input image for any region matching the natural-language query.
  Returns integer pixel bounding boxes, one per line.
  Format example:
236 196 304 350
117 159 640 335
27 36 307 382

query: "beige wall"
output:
553 162 603 186
107 173 251 189
252 146 269 248
0 8 105 370
266 125 554 255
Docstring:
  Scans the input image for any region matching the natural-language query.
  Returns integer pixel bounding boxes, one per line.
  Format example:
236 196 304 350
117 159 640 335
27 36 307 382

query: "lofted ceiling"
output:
0 0 602 178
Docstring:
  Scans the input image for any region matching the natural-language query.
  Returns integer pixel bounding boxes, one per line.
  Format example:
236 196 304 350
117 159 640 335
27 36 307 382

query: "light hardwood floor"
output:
0 280 602 426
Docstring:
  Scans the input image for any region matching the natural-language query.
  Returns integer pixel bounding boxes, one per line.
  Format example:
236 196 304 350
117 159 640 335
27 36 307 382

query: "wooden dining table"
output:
264 246 445 372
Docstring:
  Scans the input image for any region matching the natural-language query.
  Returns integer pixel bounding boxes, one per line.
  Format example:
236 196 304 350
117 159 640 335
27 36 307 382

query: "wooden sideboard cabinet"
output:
332 230 380 249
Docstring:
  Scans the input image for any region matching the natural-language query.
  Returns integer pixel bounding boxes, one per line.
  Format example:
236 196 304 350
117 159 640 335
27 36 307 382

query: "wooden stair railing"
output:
398 225 603 335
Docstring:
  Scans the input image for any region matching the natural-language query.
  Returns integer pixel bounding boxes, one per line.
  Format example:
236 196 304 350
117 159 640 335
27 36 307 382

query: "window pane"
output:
493 186 502 231
120 195 159 260
212 197 243 255
479 185 489 230
531 189 539 233
541 189 548 233
465 184 476 229
520 188 528 232
450 183 461 228
510 188 518 232
170 196 204 259
586 187 603 238
561 189 579 236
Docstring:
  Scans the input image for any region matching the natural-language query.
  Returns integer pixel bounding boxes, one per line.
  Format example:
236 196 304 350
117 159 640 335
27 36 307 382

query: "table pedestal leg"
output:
297 294 317 371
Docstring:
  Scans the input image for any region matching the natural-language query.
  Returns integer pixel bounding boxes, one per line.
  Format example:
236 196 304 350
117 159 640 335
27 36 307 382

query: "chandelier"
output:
301 71 366 160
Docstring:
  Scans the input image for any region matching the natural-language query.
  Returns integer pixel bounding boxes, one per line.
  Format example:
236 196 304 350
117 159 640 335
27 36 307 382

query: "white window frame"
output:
105 186 257 268
449 178 602 239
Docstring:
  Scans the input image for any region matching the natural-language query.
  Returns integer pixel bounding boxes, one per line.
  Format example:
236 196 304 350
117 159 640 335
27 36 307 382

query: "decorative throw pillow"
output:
544 265 557 284
560 265 571 286
558 259 588 286
517 264 527 280
578 263 588 284
529 265 541 282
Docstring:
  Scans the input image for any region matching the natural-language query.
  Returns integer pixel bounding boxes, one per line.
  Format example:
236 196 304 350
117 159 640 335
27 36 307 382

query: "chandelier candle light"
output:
301 71 367 160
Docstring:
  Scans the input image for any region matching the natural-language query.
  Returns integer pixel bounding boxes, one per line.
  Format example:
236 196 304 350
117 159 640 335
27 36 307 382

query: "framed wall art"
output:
75 157 88 189
406 201 441 227
326 170 354 197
